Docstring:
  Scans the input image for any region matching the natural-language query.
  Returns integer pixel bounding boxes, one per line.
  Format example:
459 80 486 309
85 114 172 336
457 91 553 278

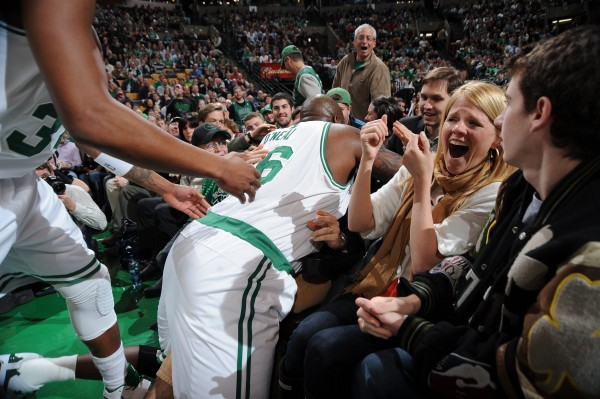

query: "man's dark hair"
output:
505 25 600 161
271 92 293 108
371 96 403 133
422 67 464 96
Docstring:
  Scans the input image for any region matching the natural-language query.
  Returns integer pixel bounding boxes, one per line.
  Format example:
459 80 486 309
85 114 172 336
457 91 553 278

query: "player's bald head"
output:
300 94 343 124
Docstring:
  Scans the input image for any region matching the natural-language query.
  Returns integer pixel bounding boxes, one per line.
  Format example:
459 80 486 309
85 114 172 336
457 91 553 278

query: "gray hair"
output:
354 24 377 40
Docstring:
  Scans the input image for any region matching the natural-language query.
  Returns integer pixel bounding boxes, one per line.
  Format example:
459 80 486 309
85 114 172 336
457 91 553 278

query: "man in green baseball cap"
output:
259 104 275 124
281 44 322 108
326 87 365 129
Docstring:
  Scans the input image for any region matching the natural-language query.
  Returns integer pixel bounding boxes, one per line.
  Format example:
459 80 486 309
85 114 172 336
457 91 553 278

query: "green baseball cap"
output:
260 104 272 115
326 87 352 105
281 45 302 67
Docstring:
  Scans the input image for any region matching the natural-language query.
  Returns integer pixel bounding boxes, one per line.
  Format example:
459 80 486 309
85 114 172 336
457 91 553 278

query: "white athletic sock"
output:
18 355 77 387
91 343 126 397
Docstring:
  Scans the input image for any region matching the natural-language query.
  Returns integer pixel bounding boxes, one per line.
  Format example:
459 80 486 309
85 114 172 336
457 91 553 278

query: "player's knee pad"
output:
57 264 117 341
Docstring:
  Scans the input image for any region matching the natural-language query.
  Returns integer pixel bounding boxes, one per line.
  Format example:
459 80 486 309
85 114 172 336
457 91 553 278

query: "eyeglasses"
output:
204 141 228 151
355 35 375 42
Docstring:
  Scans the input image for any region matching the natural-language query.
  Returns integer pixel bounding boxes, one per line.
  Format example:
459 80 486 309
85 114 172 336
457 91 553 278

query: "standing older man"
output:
332 24 391 120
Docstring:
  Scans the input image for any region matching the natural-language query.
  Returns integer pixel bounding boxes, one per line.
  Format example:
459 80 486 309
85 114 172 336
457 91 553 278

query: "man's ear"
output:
531 96 553 132
334 112 342 124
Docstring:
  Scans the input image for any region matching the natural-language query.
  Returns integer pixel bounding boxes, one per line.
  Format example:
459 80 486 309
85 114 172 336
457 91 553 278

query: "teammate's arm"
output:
20 0 260 202
81 144 209 219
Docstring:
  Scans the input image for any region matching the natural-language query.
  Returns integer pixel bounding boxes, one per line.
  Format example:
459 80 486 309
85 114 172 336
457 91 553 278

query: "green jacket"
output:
293 66 322 107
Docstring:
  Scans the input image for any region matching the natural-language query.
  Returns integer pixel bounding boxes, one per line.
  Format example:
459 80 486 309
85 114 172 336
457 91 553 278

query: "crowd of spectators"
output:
4 1 597 398
91 0 580 133
440 0 554 80
76 0 585 248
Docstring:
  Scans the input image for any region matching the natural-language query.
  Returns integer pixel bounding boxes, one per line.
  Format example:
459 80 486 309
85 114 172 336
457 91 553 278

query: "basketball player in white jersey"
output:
0 0 260 397
158 95 398 398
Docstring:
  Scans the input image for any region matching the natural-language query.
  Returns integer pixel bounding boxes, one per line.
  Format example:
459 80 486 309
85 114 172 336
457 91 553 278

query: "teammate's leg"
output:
1 345 160 397
1 176 128 398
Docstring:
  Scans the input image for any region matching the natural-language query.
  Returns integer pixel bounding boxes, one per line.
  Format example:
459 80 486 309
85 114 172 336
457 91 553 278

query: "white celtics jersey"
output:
203 121 354 267
0 21 63 178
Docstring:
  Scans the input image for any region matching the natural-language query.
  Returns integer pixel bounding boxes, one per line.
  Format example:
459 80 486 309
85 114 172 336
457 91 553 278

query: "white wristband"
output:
94 153 134 177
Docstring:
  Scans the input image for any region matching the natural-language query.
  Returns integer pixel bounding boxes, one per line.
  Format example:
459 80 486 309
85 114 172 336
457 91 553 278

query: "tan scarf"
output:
348 155 496 298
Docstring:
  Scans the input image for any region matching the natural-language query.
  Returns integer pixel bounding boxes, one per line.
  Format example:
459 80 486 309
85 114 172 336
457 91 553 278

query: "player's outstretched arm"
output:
81 145 210 219
125 167 210 219
21 0 260 203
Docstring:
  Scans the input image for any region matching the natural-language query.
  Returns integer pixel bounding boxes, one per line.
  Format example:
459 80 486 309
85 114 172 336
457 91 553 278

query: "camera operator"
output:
36 157 107 250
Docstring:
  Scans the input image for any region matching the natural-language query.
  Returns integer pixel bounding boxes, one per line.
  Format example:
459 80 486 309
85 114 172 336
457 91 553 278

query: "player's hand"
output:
359 115 388 161
216 152 262 203
240 144 269 165
307 210 343 249
162 184 211 219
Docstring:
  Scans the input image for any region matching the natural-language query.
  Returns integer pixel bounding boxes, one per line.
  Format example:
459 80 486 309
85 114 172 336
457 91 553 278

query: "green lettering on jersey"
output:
282 125 297 140
256 145 293 184
7 103 58 157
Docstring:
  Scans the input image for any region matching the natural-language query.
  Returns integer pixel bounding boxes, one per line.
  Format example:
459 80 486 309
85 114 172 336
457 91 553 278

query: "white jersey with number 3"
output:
0 21 63 178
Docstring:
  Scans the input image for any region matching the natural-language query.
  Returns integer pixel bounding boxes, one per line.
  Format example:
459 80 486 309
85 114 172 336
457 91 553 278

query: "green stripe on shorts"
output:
198 212 292 275
0 258 101 290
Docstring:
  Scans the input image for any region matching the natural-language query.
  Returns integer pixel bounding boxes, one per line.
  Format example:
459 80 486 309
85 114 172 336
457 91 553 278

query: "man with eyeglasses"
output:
332 23 391 121
192 123 232 205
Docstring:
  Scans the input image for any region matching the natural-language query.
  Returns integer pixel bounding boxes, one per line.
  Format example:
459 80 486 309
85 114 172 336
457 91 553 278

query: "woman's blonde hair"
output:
433 80 515 214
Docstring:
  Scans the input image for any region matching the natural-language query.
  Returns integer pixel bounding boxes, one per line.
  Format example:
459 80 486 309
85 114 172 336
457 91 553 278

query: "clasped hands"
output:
355 294 422 339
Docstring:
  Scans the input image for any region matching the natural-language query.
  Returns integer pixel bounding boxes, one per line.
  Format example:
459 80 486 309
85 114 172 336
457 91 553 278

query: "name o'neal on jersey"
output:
262 125 298 145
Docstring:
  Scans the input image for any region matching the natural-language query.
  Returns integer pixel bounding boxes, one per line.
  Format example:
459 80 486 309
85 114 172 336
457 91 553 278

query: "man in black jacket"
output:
304 25 600 399
386 67 463 155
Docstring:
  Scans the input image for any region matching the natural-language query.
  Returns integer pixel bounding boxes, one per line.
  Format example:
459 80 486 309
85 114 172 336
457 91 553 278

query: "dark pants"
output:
136 197 188 260
353 348 427 399
284 294 358 378
303 324 399 398
283 238 384 381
